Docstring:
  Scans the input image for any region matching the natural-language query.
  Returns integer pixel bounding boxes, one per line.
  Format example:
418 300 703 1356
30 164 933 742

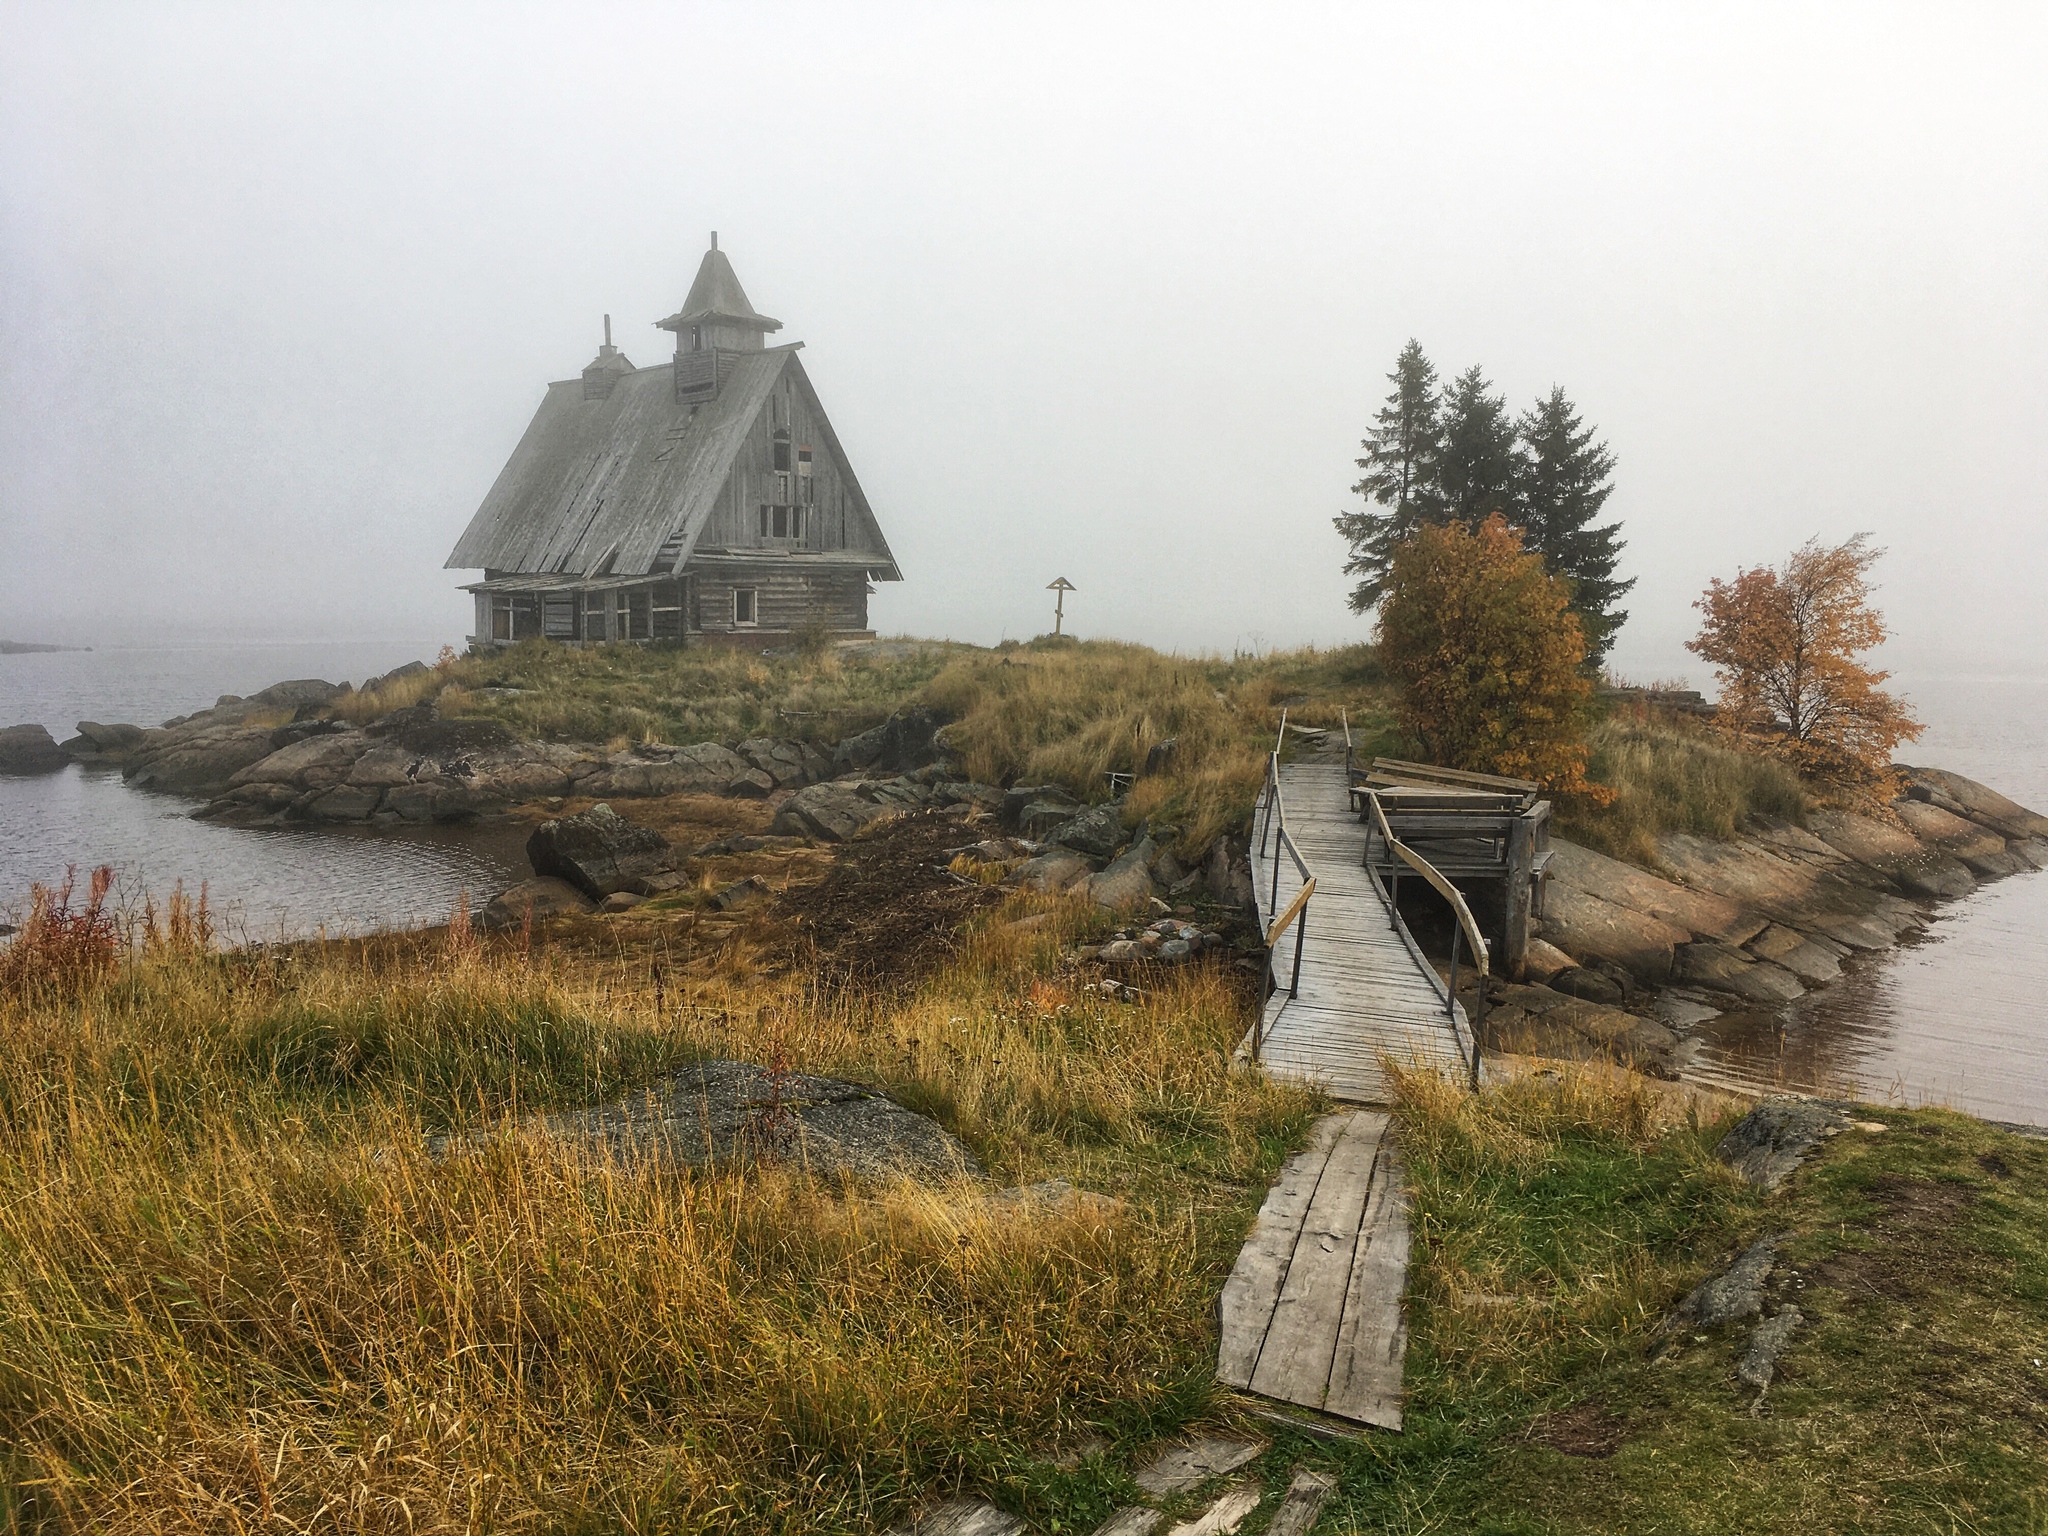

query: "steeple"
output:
655 234 783 356
580 313 635 401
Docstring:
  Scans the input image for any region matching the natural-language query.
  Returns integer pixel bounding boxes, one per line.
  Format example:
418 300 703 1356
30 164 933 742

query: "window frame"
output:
733 587 759 627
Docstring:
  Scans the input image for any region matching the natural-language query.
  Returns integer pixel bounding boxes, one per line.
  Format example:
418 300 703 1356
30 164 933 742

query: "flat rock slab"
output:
1717 1098 1849 1190
1132 1435 1266 1496
889 1497 1024 1536
521 1060 980 1182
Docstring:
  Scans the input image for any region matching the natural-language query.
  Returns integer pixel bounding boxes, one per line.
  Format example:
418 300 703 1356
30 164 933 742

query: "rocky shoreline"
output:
7 667 2046 1085
1473 765 2048 1077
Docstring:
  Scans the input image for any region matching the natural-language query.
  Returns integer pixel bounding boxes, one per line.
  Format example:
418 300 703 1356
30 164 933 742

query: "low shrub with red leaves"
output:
1 865 119 996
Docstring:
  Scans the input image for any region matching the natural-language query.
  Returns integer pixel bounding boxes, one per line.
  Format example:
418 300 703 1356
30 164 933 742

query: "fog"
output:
4 3 2044 685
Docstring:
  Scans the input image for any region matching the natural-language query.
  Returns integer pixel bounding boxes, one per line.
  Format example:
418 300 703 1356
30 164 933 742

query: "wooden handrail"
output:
1364 788 1489 1090
1265 876 1316 948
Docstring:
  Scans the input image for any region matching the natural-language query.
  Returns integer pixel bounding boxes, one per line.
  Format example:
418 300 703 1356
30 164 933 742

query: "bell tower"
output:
655 233 783 399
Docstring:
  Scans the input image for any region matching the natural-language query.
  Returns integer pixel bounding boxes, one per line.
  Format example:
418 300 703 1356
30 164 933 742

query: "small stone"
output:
1159 938 1193 961
599 891 647 913
1737 1307 1804 1392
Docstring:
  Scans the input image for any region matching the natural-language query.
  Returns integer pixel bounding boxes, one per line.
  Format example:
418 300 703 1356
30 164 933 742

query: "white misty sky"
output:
2 2 2044 688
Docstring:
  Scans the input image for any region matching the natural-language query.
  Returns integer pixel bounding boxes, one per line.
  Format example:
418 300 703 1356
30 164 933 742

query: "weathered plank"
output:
1216 1113 1348 1386
1249 1110 1389 1409
1323 1142 1412 1429
1132 1435 1267 1496
1265 1468 1338 1536
1163 1485 1263 1536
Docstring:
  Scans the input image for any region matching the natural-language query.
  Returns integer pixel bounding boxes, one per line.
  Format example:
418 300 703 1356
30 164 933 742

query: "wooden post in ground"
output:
1503 812 1533 982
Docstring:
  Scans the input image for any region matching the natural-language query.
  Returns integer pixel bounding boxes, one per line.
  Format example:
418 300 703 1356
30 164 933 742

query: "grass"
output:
333 638 971 745
0 896 1314 1531
1558 708 1811 865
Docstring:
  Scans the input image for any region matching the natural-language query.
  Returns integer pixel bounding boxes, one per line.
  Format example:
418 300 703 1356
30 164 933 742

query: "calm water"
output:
1 641 516 939
1682 672 2048 1124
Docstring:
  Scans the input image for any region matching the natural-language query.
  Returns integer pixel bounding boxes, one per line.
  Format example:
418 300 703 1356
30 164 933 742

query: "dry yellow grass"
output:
0 899 1310 1531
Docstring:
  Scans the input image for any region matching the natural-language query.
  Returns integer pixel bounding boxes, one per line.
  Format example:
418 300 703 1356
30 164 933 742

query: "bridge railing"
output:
1361 788 1489 1092
1251 711 1316 1062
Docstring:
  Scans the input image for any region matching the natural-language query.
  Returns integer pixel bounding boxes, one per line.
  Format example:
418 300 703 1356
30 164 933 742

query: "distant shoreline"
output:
0 641 90 655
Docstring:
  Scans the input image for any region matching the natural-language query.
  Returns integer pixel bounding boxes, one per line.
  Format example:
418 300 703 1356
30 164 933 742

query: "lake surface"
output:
1681 672 2048 1126
1 641 516 939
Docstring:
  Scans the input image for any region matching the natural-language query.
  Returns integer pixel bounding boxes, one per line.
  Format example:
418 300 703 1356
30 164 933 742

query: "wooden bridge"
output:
1219 734 1496 1431
1243 748 1478 1105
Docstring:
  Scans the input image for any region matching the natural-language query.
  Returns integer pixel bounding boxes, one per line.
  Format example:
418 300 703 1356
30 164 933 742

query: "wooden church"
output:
446 237 900 647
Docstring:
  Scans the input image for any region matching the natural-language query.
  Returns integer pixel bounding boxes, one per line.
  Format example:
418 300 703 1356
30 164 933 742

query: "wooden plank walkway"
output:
1216 1108 1412 1429
1247 754 1472 1105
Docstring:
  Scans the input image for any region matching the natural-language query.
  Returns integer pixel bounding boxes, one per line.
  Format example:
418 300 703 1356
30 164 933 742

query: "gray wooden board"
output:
1216 1112 1350 1387
1249 1110 1389 1410
1323 1145 1412 1429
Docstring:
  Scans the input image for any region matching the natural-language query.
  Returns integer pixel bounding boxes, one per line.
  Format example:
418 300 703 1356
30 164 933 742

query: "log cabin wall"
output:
692 567 868 635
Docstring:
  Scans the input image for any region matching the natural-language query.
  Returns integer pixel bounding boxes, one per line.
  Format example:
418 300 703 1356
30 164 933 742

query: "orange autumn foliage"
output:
1687 533 1922 789
1375 514 1610 802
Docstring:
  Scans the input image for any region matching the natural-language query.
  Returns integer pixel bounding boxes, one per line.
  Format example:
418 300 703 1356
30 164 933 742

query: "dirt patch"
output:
1977 1152 2013 1178
779 808 1009 991
504 792 775 848
1804 1175 1976 1304
1527 1400 1628 1458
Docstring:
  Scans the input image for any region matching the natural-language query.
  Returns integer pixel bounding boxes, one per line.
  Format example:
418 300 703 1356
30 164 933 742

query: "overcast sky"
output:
4 3 2044 685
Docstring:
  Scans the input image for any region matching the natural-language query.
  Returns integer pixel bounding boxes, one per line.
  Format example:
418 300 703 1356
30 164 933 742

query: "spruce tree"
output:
1513 385 1633 664
1435 365 1519 520
1334 340 1444 613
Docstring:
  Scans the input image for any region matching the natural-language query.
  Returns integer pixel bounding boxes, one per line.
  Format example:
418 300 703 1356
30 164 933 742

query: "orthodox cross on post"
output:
1047 576 1076 637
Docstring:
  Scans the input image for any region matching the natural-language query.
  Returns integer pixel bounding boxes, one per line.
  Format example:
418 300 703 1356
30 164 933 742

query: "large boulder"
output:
735 737 830 788
769 780 908 842
247 678 348 711
576 741 773 799
526 804 679 900
1483 983 1678 1072
1743 922 1845 986
1077 835 1159 911
526 1059 980 1182
1891 799 2014 874
1806 808 1976 898
1008 848 1096 893
1204 836 1255 910
478 877 597 929
1673 940 1805 1004
124 725 280 796
227 729 371 791
1538 882 1692 983
1546 840 1766 946
1046 801 1128 859
1900 765 2048 840
0 723 69 774
832 706 946 775
72 720 149 755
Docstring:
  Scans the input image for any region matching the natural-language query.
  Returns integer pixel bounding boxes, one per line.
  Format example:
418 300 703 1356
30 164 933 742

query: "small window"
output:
491 597 513 641
690 325 702 352
772 434 792 472
734 587 758 626
759 502 770 537
797 446 812 465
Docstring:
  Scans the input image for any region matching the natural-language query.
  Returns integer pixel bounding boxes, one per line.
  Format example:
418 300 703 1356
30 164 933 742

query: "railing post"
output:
1470 983 1486 1093
1446 926 1460 1022
1289 898 1307 999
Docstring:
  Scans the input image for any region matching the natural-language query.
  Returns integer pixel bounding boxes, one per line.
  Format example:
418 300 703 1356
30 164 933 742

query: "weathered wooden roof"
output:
445 346 900 582
656 247 781 334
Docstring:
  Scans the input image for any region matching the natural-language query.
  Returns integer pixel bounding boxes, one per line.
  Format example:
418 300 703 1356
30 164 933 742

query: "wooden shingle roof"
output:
445 345 899 582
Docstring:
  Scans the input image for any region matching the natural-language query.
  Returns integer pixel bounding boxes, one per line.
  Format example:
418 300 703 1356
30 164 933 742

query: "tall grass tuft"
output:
1 865 118 997
1562 711 1809 864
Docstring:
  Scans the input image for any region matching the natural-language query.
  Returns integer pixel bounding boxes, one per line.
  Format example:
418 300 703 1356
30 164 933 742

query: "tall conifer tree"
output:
1334 340 1444 613
1513 385 1633 664
1434 365 1519 521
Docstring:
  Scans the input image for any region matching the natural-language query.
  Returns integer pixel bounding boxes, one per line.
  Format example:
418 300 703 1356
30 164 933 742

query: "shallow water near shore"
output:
1678 672 2048 1125
0 639 515 937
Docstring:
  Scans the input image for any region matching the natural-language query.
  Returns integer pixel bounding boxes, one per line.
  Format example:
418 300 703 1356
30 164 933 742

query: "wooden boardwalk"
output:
1219 751 1483 1429
1248 754 1473 1105
1216 1109 1412 1429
